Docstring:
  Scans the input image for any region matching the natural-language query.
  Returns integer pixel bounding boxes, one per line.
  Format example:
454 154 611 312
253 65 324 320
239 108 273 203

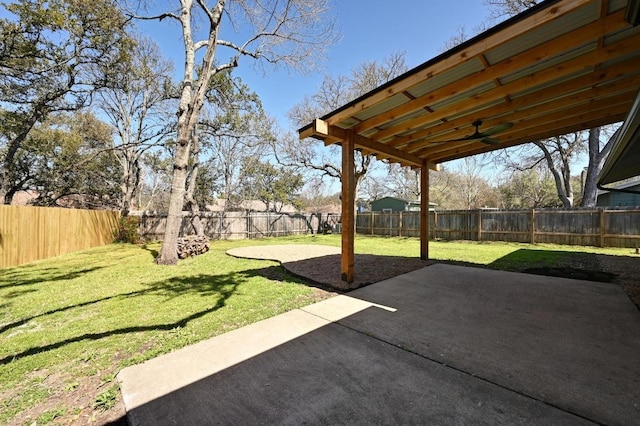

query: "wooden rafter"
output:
296 0 640 284
327 0 594 125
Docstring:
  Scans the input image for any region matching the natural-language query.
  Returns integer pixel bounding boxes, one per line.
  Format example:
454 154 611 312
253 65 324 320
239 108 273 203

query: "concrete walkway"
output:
118 263 640 425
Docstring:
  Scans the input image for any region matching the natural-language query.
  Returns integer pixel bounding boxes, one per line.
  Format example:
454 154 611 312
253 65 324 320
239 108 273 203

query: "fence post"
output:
433 210 437 239
477 210 482 242
370 212 374 235
600 209 606 247
399 211 403 237
530 209 535 243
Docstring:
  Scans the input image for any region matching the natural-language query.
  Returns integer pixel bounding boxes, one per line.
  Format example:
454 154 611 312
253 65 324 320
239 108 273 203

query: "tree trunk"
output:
184 130 204 236
155 0 224 264
0 114 40 204
535 140 573 208
581 127 618 207
156 132 191 264
120 154 140 216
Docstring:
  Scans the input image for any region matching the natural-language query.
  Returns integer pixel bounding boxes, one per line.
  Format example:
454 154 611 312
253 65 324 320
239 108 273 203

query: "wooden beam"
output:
323 0 593 127
430 107 630 163
369 33 640 142
341 130 355 284
354 9 627 135
301 119 424 167
420 160 430 260
384 61 640 151
414 89 637 158
405 73 640 154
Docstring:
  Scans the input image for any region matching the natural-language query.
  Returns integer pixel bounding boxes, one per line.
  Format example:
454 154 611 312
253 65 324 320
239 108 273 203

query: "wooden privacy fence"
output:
134 211 326 241
356 208 640 248
0 205 120 269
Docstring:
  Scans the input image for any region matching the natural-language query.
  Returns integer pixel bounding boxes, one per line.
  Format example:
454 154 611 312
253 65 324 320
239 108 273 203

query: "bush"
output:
115 215 141 244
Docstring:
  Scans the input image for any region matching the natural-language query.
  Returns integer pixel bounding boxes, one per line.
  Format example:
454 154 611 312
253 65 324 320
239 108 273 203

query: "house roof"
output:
299 0 640 167
598 88 640 186
597 175 640 193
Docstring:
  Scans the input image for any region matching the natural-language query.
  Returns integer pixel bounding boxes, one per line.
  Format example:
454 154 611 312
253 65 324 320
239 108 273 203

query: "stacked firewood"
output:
177 235 210 259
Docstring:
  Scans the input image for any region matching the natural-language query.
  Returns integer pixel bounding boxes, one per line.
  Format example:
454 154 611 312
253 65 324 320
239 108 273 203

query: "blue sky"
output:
135 0 490 129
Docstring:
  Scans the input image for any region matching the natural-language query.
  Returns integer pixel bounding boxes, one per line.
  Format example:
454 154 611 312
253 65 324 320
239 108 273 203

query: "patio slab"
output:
118 263 640 425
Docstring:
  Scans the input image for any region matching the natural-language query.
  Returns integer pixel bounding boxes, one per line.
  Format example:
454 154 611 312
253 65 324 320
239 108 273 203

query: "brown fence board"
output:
356 208 640 248
136 211 323 241
0 205 120 269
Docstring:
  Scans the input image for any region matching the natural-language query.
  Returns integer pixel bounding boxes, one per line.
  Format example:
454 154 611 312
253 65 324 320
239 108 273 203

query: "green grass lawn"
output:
0 235 635 424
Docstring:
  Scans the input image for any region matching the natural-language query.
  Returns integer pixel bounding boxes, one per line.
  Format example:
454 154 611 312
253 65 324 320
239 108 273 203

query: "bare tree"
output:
533 134 583 208
484 0 539 21
282 51 408 202
199 70 271 212
581 126 620 207
479 0 621 208
134 0 338 264
97 36 175 215
498 165 559 208
456 156 499 210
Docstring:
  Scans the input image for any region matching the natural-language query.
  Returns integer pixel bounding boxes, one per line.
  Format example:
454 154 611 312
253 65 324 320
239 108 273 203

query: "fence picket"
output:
356 208 640 248
0 205 120 269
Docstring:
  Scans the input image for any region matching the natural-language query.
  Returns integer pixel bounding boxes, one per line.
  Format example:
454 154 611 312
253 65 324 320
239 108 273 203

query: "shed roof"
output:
299 0 640 167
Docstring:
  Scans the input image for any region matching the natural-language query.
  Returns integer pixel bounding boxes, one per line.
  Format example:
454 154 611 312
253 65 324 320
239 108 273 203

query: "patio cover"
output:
299 0 640 284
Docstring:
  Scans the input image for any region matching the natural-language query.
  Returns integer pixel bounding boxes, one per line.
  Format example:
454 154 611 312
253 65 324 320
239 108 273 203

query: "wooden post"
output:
341 131 355 283
530 209 536 243
399 211 403 237
420 161 430 260
433 210 437 240
477 210 482 242
370 212 374 235
600 209 606 247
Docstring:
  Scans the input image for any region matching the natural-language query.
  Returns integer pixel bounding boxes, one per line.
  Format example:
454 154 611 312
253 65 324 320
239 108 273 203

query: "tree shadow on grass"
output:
0 266 107 289
0 265 291 365
140 243 159 259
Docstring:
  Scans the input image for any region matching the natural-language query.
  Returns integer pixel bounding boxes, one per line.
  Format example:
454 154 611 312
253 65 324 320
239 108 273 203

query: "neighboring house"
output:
370 196 437 212
10 190 38 206
303 203 341 215
596 179 640 207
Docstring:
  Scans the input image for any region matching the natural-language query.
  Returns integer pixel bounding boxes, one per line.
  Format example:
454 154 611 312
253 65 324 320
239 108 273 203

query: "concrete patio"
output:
118 263 640 425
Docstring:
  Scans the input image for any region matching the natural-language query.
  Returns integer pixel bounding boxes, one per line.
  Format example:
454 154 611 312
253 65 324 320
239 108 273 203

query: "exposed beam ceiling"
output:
299 0 640 166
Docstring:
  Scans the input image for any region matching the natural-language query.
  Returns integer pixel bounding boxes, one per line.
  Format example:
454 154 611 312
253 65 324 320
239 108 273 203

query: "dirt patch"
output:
520 251 640 309
284 254 433 290
6 367 126 426
228 245 434 291
594 253 640 309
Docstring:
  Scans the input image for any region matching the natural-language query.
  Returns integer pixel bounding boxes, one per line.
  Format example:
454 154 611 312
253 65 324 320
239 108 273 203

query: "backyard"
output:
1 235 638 425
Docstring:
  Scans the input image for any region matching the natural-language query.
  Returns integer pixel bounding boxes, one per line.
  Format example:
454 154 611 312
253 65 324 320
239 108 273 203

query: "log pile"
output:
177 235 210 259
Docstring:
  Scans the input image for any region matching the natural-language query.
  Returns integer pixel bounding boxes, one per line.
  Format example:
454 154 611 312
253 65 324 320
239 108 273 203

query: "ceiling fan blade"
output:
431 120 513 144
480 122 513 137
481 137 501 145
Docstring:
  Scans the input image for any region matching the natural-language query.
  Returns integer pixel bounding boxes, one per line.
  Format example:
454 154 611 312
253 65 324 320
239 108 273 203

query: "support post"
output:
341 131 355 283
530 209 536 243
420 160 430 260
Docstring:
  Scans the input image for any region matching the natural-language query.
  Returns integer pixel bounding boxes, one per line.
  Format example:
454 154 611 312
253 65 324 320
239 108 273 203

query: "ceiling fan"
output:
442 120 513 145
